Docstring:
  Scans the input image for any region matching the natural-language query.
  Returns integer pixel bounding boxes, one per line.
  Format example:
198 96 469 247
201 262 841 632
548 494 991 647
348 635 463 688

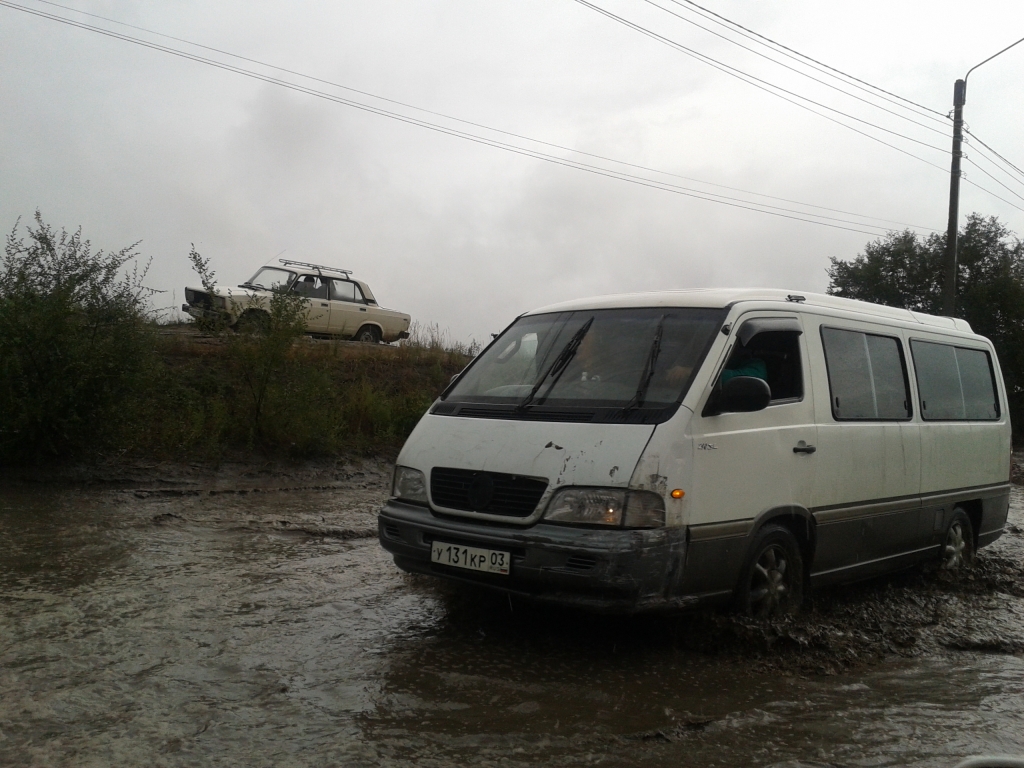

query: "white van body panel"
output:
802 313 923 508
685 309 818 526
379 288 1011 612
397 415 656 524
627 407 694 528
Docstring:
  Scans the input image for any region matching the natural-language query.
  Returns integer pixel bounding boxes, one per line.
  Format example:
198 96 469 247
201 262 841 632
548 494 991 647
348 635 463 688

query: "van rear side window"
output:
910 340 999 420
821 327 911 420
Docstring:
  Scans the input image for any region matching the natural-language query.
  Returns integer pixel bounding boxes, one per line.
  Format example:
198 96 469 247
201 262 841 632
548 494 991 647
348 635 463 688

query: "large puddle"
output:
2 469 1024 767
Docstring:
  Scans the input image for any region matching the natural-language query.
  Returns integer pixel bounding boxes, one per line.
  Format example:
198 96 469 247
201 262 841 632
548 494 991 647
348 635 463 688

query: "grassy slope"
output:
119 330 470 462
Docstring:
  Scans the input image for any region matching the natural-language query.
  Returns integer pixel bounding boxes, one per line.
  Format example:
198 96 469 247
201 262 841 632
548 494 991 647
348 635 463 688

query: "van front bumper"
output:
378 500 692 613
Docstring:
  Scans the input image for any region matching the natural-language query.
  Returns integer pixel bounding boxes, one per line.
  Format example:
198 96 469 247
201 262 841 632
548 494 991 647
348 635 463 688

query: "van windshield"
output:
448 307 725 410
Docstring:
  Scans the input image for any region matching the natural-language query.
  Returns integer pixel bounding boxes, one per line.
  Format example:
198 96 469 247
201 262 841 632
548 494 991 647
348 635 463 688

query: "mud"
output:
2 462 1024 767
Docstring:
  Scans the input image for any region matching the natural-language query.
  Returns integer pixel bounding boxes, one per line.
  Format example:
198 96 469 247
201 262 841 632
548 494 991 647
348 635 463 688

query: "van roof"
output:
526 288 974 333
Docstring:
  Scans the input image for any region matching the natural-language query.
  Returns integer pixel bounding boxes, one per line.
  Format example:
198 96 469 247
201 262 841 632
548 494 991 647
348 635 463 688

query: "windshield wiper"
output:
517 316 594 411
622 314 666 411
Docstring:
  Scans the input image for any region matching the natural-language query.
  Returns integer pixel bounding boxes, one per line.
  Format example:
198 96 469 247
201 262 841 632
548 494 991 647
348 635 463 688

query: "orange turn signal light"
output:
670 489 685 499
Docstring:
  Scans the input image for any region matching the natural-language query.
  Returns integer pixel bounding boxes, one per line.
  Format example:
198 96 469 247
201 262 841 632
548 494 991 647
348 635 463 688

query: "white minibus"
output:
378 290 1012 615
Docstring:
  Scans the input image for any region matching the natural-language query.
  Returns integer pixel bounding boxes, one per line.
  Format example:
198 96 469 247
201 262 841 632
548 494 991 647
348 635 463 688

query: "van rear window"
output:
821 328 911 420
910 340 1000 420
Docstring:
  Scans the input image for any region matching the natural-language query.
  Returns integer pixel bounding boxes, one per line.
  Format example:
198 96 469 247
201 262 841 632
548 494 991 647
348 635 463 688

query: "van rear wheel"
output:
941 508 975 570
736 525 804 618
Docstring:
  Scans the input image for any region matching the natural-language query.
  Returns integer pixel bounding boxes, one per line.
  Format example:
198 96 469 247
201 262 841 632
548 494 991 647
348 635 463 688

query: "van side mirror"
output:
706 376 771 416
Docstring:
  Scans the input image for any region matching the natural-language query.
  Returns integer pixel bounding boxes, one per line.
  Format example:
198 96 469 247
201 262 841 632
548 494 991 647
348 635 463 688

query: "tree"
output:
828 213 1024 444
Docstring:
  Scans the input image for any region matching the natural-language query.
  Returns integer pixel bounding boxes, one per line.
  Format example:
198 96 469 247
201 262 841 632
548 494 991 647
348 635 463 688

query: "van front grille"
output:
565 554 598 571
430 468 547 518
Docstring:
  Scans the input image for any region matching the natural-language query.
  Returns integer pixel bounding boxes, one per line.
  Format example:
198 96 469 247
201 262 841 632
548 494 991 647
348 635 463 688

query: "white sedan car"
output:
184 260 411 343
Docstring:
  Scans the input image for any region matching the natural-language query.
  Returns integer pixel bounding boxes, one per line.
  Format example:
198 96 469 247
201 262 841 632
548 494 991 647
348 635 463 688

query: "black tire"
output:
735 524 804 618
941 508 975 570
235 309 270 335
355 325 381 344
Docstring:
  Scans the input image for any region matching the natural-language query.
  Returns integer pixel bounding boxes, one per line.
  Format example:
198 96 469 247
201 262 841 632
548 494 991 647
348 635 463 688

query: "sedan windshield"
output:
245 267 295 290
448 307 725 409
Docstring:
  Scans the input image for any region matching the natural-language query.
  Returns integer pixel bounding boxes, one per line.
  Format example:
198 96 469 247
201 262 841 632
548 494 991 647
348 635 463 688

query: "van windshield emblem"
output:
467 475 495 510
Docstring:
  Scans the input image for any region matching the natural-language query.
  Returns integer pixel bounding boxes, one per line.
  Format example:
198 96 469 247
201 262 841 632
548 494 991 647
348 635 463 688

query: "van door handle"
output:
320 303 329 307
793 444 817 454
360 307 367 312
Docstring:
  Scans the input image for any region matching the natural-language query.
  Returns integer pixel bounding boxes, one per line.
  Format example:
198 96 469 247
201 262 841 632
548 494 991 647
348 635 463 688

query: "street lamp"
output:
942 34 1024 317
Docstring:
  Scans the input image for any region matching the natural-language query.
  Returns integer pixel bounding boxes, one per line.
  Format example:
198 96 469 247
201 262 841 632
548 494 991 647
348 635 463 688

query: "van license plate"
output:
431 542 510 575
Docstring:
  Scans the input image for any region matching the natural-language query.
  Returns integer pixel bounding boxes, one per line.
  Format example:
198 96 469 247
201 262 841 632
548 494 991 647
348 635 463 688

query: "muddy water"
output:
2 468 1024 767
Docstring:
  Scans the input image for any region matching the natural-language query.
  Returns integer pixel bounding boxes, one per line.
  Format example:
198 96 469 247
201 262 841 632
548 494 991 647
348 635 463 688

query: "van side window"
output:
731 331 803 401
821 328 911 420
910 340 999 420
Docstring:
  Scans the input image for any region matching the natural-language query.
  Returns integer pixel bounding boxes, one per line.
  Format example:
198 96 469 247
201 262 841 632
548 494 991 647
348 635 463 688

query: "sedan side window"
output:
330 279 360 303
292 275 328 299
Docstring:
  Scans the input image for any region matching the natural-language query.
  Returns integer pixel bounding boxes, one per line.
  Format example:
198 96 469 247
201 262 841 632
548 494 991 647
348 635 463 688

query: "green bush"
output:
0 213 154 463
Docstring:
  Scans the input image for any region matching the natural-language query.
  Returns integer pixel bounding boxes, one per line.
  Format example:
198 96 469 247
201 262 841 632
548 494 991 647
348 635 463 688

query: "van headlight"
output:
543 488 665 528
392 466 427 504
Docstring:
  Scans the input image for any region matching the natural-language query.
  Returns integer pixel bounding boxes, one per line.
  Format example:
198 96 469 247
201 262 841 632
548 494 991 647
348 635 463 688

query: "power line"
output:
964 127 1024 184
2 0 938 235
963 177 1024 214
645 0 1024 217
964 159 1024 208
14 0 1018 227
584 2 1024 221
621 0 1024 219
0 0 897 237
12 0 935 230
964 141 1024 198
662 0 950 122
573 0 946 163
636 0 951 138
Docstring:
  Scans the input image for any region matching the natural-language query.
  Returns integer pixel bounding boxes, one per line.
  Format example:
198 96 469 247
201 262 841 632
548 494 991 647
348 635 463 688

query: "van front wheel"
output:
941 509 975 570
736 525 804 618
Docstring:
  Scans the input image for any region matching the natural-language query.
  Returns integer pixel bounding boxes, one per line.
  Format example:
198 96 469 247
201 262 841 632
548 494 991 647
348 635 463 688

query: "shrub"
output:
0 212 154 463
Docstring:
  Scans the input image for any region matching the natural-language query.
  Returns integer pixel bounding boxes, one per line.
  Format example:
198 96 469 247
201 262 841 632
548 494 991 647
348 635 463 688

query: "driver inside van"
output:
719 345 768 385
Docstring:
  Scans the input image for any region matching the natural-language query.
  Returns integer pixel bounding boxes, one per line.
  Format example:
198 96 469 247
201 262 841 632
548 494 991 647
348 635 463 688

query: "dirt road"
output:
2 462 1023 767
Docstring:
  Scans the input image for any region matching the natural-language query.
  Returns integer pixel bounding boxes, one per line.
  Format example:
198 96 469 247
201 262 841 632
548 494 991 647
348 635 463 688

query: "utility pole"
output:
942 35 1024 317
942 79 965 317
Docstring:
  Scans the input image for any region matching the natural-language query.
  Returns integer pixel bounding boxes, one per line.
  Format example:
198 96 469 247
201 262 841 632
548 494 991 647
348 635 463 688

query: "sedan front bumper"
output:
378 500 692 612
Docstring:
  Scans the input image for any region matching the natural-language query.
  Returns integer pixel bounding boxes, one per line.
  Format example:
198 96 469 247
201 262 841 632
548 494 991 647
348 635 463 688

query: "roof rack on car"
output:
279 259 352 277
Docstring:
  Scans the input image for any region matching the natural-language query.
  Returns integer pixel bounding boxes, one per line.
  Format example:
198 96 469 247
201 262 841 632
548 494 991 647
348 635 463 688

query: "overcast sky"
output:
2 0 1023 344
